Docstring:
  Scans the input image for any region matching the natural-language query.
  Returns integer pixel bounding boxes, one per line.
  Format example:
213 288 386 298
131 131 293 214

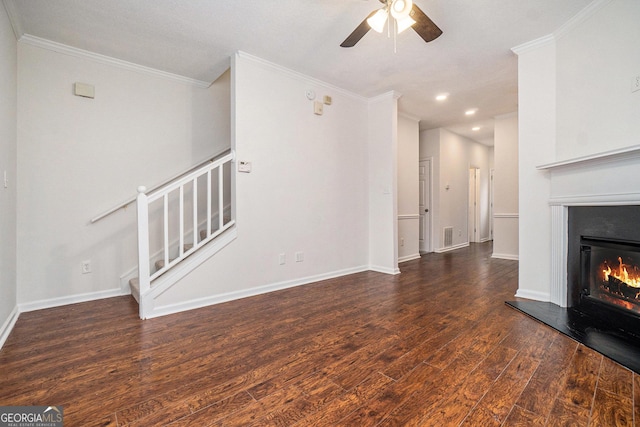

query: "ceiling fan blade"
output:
409 4 442 43
340 10 377 48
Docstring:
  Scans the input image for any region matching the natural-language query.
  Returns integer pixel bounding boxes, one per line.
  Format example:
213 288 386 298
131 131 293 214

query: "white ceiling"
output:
4 0 593 145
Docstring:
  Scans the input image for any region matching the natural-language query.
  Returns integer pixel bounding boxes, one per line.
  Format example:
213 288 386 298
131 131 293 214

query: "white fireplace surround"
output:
537 144 640 308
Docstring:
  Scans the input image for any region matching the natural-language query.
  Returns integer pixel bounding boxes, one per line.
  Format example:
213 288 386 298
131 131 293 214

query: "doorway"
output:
419 159 431 253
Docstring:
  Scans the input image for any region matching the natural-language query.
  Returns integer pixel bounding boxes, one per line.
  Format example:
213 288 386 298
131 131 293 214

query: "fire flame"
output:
602 256 640 289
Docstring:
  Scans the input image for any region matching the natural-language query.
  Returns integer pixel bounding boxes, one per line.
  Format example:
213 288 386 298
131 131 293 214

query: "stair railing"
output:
136 150 235 296
91 148 232 224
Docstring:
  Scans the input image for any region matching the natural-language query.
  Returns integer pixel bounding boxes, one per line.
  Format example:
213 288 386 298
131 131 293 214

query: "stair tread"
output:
129 277 140 303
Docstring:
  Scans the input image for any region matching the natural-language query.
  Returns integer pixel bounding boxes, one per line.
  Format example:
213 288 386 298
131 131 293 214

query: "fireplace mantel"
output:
540 144 640 307
536 144 640 171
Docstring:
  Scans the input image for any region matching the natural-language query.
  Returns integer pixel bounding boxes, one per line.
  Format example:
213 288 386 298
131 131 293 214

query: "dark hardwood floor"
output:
1 242 638 426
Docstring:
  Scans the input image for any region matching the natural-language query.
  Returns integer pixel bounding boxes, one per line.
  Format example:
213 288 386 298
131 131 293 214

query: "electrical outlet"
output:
81 260 92 274
400 238 405 247
295 252 304 262
279 253 286 265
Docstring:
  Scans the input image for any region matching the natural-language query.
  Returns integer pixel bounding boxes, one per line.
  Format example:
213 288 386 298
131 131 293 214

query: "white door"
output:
489 168 494 241
419 160 431 253
468 168 480 243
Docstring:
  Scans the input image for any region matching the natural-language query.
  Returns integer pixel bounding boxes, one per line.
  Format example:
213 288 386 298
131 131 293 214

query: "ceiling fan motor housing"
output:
391 0 413 20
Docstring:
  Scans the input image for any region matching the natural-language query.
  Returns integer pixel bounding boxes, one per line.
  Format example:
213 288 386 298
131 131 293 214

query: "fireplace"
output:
580 236 640 317
506 146 640 373
566 206 640 342
509 204 640 373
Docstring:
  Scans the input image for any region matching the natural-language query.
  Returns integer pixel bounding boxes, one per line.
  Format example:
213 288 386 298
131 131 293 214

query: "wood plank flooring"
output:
1 242 638 426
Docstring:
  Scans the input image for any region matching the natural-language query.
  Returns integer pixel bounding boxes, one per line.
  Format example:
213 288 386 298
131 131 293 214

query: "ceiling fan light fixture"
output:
367 8 388 33
396 15 416 34
390 0 413 20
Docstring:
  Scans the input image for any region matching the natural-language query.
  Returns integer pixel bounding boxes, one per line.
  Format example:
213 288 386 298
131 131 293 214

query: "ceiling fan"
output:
341 0 442 48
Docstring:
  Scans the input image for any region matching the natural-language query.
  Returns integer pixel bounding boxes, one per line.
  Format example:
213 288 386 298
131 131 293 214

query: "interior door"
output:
419 160 431 253
468 167 480 243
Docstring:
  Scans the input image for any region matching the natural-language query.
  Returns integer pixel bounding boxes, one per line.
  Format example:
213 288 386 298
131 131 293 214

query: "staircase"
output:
130 150 236 319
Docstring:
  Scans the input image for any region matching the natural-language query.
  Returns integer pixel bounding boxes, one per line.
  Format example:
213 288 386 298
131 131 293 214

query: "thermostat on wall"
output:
238 161 252 173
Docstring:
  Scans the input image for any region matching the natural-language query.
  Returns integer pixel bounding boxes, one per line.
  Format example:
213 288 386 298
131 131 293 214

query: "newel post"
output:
136 186 151 299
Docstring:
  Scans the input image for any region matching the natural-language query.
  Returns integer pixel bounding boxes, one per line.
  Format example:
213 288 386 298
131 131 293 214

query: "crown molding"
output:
19 34 211 88
511 34 555 56
553 0 613 41
399 111 420 122
512 0 613 56
235 51 367 102
2 0 23 40
368 90 402 105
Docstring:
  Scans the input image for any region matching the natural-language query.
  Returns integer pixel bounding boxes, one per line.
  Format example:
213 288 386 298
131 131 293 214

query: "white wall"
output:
16 40 231 307
153 53 371 310
515 39 555 301
556 0 640 159
515 0 640 301
420 128 492 251
368 92 400 274
0 2 18 345
492 113 519 260
397 113 419 263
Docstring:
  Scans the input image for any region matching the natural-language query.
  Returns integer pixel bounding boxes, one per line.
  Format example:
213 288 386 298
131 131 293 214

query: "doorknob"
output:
425 209 429 212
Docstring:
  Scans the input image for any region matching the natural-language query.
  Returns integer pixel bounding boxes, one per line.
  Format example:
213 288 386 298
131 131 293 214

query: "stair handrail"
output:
90 147 232 224
136 150 235 298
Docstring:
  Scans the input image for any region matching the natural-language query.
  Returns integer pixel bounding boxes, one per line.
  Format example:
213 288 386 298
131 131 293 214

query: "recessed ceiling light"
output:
472 126 481 131
435 93 448 101
465 109 478 116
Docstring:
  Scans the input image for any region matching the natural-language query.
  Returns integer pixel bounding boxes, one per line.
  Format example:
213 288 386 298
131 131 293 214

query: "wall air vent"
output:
444 227 453 247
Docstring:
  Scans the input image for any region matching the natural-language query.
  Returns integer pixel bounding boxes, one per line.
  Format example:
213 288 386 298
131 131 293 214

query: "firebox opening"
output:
580 236 640 319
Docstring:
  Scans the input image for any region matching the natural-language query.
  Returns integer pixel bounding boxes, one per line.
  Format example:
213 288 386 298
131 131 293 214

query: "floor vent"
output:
443 227 453 247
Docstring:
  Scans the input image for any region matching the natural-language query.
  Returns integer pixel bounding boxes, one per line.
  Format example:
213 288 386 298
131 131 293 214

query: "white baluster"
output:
163 193 169 270
206 169 212 238
136 186 151 298
179 186 184 257
218 165 224 230
193 177 198 246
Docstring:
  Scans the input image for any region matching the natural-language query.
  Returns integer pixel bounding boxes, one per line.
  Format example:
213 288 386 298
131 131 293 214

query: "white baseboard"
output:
492 253 519 261
434 242 469 253
147 265 370 319
0 306 20 350
369 265 401 275
514 289 550 302
18 288 128 313
398 253 421 263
